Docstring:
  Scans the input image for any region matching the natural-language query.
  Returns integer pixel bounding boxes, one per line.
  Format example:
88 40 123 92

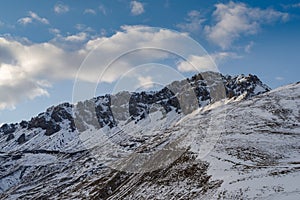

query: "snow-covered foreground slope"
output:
0 76 299 199
201 82 300 199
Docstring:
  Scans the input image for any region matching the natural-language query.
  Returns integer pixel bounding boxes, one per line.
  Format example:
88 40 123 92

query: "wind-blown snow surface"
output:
0 80 299 199
201 82 300 199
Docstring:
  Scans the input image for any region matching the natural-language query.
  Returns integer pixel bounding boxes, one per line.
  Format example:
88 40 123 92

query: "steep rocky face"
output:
224 74 269 98
0 123 17 135
0 78 298 199
27 102 75 136
0 72 270 139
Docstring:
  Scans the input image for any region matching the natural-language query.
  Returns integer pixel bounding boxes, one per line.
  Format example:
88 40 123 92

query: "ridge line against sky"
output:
0 0 299 124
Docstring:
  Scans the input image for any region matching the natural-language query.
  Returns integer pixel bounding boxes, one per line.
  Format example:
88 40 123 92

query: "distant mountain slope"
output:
0 72 270 152
1 73 299 199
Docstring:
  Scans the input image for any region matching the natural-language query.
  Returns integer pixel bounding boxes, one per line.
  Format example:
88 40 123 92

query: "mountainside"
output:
1 72 299 199
0 72 270 152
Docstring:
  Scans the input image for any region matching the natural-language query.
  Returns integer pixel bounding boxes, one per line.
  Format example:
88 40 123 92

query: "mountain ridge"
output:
2 73 299 199
0 72 270 143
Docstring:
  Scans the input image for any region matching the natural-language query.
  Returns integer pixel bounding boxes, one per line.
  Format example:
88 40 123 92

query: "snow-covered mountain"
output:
0 72 299 199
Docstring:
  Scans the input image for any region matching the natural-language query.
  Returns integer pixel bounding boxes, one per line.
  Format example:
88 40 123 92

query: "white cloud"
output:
0 26 219 109
65 32 87 42
99 4 107 15
18 11 49 25
177 55 217 72
177 52 240 72
54 3 69 14
29 11 49 24
137 76 154 89
84 8 96 15
130 1 144 15
205 1 288 49
75 24 94 32
177 10 205 33
18 17 33 25
0 37 81 98
0 31 94 108
0 63 50 110
49 28 61 35
75 24 85 30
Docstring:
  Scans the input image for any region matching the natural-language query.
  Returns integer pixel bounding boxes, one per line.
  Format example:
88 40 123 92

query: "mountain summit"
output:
1 73 299 199
1 72 270 144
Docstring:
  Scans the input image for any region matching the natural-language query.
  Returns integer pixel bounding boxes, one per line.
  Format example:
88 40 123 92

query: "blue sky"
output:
0 0 299 124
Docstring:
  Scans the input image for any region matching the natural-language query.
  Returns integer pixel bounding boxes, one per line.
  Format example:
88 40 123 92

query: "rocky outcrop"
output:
6 133 14 142
0 123 17 135
27 103 74 136
17 133 26 144
0 72 270 138
0 73 299 199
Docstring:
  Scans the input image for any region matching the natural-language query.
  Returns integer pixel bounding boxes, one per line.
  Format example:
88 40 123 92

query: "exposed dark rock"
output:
1 72 296 200
27 103 74 136
6 133 14 141
20 121 28 129
28 115 61 136
17 133 26 144
2 72 270 138
0 123 17 135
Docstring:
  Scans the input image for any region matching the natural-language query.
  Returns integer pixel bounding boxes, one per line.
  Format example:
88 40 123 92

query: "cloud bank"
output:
204 1 288 49
2 2 288 110
0 26 217 110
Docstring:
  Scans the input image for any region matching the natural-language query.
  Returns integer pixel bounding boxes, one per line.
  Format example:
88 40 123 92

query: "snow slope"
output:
0 75 299 199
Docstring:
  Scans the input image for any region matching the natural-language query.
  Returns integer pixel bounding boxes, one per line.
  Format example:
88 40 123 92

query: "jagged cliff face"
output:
2 73 298 199
0 72 270 144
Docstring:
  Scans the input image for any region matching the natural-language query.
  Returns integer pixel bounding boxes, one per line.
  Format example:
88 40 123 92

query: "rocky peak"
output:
0 72 270 137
